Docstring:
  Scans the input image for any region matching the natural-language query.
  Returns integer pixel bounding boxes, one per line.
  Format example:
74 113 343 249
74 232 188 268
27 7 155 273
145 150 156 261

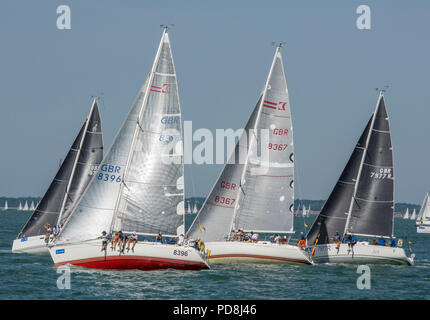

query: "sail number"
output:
97 164 122 183
370 168 392 179
268 143 288 151
214 196 236 206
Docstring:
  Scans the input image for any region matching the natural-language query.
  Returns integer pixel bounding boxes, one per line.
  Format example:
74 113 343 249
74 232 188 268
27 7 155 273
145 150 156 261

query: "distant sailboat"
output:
29 201 35 211
417 192 430 233
192 202 198 214
187 44 312 265
23 201 29 211
306 91 414 265
3 201 8 211
12 99 104 254
410 208 417 220
49 28 209 271
187 201 192 214
307 204 311 216
403 208 410 219
18 202 23 211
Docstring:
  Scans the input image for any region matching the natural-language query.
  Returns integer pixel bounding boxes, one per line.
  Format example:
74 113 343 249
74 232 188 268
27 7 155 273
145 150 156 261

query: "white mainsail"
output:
29 201 35 211
59 29 184 243
187 201 192 214
188 46 294 241
4 200 8 211
192 202 198 214
403 208 409 219
18 202 23 211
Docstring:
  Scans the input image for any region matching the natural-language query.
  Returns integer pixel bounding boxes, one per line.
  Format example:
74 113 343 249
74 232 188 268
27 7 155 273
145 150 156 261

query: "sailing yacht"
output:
187 45 312 265
410 208 416 220
23 201 29 211
3 201 8 211
12 99 103 254
417 192 430 233
403 208 410 219
49 28 209 271
29 201 35 211
186 201 192 214
306 91 414 265
18 202 23 211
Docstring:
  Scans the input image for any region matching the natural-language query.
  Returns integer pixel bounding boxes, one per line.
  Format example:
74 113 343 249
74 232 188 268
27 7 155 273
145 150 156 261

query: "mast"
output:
109 27 169 233
57 98 97 225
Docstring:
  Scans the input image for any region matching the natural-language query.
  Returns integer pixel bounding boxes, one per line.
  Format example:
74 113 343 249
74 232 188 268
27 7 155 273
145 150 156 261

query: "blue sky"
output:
0 1 429 203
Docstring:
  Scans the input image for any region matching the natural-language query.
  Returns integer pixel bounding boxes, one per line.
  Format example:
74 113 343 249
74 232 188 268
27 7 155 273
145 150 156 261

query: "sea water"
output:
0 211 429 300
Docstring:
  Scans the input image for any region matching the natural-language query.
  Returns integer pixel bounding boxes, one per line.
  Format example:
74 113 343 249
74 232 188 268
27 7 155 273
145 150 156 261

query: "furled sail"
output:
18 100 103 238
188 46 294 241
59 29 184 243
417 193 430 223
307 92 393 245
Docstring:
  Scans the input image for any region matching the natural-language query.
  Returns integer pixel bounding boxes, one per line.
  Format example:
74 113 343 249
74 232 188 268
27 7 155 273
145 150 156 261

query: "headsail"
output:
417 193 430 223
307 92 394 244
18 100 103 238
59 28 184 243
188 46 294 241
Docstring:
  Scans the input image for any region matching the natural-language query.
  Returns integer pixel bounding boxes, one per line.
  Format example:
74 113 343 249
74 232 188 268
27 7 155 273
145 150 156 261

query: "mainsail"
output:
59 28 184 243
17 100 103 238
188 46 294 241
417 193 430 223
410 208 417 220
307 92 394 245
403 208 410 219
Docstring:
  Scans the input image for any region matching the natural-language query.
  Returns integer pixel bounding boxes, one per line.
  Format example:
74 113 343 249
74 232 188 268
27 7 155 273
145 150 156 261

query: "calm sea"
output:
1 211 429 300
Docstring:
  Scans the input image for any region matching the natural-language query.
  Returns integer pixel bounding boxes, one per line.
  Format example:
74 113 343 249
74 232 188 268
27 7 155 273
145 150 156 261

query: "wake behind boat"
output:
187 45 311 266
306 91 414 266
49 28 209 271
12 99 103 254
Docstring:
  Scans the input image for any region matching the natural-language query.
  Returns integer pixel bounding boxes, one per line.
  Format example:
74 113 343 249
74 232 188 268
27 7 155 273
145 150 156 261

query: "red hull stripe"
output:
209 253 311 265
55 255 208 271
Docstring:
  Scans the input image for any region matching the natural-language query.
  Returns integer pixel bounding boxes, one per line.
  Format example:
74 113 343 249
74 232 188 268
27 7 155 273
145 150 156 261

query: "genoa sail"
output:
188 46 294 241
17 100 103 238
